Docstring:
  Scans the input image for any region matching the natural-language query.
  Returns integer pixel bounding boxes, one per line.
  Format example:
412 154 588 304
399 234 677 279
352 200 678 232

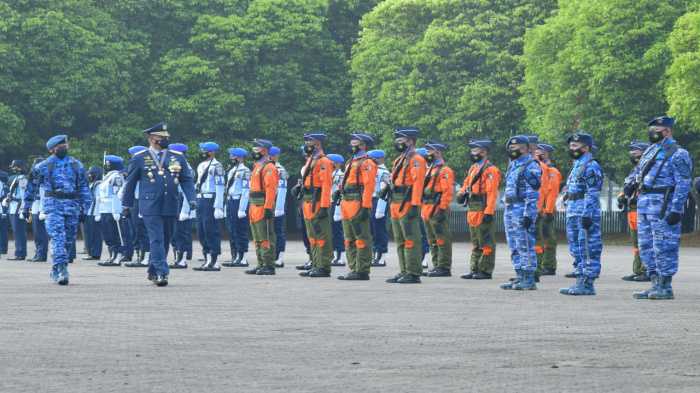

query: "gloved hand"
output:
375 209 385 219
358 207 370 221
456 193 468 205
94 214 101 222
121 207 130 220
264 208 274 219
112 213 121 222
407 205 420 219
178 211 189 222
316 207 329 219
433 208 447 222
20 209 29 221
521 216 532 229
237 210 246 219
39 212 47 221
189 210 197 219
582 216 593 229
291 184 302 200
275 209 285 217
617 194 627 210
666 212 682 226
214 208 225 220
189 201 197 213
482 214 493 224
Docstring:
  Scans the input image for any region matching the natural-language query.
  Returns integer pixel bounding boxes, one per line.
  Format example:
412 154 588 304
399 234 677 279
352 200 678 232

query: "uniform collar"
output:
512 154 531 165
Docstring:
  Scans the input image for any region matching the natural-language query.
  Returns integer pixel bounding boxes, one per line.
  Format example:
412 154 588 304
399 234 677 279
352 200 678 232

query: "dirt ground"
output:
1 241 699 393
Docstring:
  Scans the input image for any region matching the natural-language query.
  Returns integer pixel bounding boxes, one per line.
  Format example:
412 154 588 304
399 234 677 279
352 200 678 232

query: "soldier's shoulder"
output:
168 149 183 156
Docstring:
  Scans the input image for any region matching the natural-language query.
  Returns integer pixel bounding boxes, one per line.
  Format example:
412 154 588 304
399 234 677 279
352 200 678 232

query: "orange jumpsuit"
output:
301 154 334 269
340 155 377 273
249 160 279 267
421 161 455 270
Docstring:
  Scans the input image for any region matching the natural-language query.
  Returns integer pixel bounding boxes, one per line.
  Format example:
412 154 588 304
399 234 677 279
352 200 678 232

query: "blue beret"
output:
327 154 345 164
415 147 428 157
104 155 124 170
350 133 375 146
143 122 169 137
168 143 188 153
507 135 530 146
46 135 68 150
628 140 649 151
368 150 385 159
303 132 326 142
394 127 419 139
567 132 594 147
468 139 493 150
536 143 554 153
10 159 26 168
228 147 248 158
526 135 539 144
425 141 447 151
269 146 281 156
199 142 220 153
88 166 103 176
648 116 675 128
128 145 148 155
252 139 273 149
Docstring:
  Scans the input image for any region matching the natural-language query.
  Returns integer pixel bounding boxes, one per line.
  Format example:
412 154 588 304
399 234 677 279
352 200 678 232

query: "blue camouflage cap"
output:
506 135 530 147
269 146 281 157
46 134 68 150
168 143 188 153
628 140 649 152
327 154 345 164
394 127 419 140
143 122 169 137
350 133 375 146
416 147 428 157
199 142 220 153
536 143 554 153
252 139 273 149
303 132 326 142
228 147 248 158
368 150 385 160
567 131 594 147
648 116 675 128
468 139 493 150
87 166 103 177
128 145 148 155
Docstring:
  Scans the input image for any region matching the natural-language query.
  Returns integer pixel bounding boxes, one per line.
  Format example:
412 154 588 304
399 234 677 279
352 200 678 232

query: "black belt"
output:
46 191 78 200
640 186 673 194
470 194 485 203
393 186 409 193
342 186 362 194
505 196 524 204
249 191 265 198
566 192 584 201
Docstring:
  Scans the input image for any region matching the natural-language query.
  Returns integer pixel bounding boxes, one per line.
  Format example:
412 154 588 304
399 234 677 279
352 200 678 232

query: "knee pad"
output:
482 245 493 256
436 238 446 246
356 239 367 249
404 239 415 249
534 245 544 254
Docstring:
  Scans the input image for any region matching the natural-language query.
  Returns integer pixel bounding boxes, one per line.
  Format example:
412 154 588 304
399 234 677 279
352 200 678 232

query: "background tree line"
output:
1 0 700 181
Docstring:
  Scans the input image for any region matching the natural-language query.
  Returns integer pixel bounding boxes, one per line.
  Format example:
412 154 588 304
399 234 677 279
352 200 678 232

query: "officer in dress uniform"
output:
125 146 151 266
223 147 251 267
270 147 289 268
0 170 10 257
499 135 542 291
169 143 195 269
631 116 692 300
95 155 131 267
328 153 346 267
28 157 49 262
194 142 225 271
4 160 28 260
82 167 103 261
619 141 650 282
24 135 91 285
122 122 196 287
368 150 390 267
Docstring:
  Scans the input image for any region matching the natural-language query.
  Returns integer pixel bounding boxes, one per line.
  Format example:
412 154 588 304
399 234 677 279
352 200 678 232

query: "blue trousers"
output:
504 205 538 273
143 215 174 277
173 218 193 257
130 204 149 253
419 219 429 257
225 198 249 254
9 214 27 258
331 205 344 252
638 213 680 277
274 215 286 258
84 215 102 258
197 197 221 256
100 213 132 255
566 215 602 278
31 214 48 259
370 198 388 254
45 213 79 266
0 214 8 254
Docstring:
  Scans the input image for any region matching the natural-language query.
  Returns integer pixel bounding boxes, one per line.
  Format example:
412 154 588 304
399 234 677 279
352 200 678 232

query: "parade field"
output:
1 241 699 393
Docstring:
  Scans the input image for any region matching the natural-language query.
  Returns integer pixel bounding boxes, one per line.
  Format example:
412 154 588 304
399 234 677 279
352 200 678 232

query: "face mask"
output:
569 148 583 159
200 152 209 160
157 139 170 149
648 130 663 144
426 154 435 163
11 167 21 174
350 145 361 155
252 152 263 161
536 154 545 161
55 146 68 159
508 149 522 159
470 154 482 163
104 164 112 172
304 145 316 155
87 174 95 183
630 156 640 165
394 142 407 153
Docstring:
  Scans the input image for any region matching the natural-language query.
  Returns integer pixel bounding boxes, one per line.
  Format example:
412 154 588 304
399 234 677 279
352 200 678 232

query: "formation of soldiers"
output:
0 116 694 299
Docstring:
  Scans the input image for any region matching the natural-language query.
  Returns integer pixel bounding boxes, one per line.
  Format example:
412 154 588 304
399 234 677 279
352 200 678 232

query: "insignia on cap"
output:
510 138 516 144
656 119 663 125
573 135 580 141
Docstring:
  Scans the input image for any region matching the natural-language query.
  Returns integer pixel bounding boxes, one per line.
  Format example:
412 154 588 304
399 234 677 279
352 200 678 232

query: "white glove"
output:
275 209 284 217
375 210 385 219
138 214 143 219
94 214 101 222
189 210 197 219
18 212 24 220
112 213 120 222
214 208 225 220
39 212 47 221
179 211 188 222
237 210 247 219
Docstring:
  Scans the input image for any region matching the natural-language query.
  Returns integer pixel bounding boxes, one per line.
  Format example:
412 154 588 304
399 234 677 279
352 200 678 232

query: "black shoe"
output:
155 275 168 287
82 255 100 261
245 267 261 275
147 274 157 283
7 256 25 261
169 262 187 269
301 268 331 278
296 262 312 271
34 257 47 263
460 272 476 279
337 272 370 281
632 273 651 282
397 274 421 284
540 268 556 276
256 266 276 275
385 273 404 283
621 274 637 282
472 272 492 280
427 267 451 277
565 271 578 278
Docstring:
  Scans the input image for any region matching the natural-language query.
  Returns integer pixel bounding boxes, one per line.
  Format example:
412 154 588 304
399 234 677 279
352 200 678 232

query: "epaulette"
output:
134 149 148 156
169 150 183 155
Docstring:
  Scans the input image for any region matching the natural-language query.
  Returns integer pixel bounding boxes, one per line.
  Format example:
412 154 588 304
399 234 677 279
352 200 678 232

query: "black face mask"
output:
630 156 640 165
536 154 545 161
394 142 407 153
11 167 22 174
569 148 584 159
104 164 112 172
426 154 435 163
200 152 210 160
648 130 663 144
55 146 68 159
157 139 170 149
304 145 316 156
350 145 361 155
508 149 522 159
252 152 263 161
470 154 482 163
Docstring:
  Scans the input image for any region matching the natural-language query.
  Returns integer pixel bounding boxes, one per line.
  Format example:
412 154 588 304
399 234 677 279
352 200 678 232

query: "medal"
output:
158 170 165 176
147 171 155 183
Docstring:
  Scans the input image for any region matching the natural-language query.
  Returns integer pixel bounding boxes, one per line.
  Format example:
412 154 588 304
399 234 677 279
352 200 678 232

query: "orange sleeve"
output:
439 167 454 210
459 168 472 194
484 167 500 215
361 159 377 209
263 163 279 209
319 157 332 208
410 155 427 206
545 167 562 214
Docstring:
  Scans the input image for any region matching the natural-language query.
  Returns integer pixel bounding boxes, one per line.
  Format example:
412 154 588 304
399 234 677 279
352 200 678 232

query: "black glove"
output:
666 212 682 226
521 216 532 229
407 205 420 219
264 208 274 219
291 184 302 200
582 216 593 229
456 193 468 205
617 195 627 210
189 201 197 212
482 214 493 224
121 207 130 220
357 207 370 221
22 208 30 219
316 207 329 219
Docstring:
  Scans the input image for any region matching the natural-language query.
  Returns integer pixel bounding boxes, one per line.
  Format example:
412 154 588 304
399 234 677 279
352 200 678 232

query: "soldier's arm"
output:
122 157 141 209
361 160 377 209
23 169 38 211
238 168 251 215
275 170 288 215
669 150 693 214
523 163 542 219
319 159 332 208
263 164 279 210
213 164 225 210
484 167 500 215
438 168 454 210
583 163 603 217
111 176 124 214
179 156 197 205
410 156 427 206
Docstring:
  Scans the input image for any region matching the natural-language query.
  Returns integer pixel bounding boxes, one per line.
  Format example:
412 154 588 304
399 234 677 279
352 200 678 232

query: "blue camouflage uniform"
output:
122 123 196 284
28 159 49 261
6 162 28 259
271 147 288 264
195 142 225 265
0 170 9 255
224 148 251 265
631 116 692 299
501 136 542 289
24 135 91 284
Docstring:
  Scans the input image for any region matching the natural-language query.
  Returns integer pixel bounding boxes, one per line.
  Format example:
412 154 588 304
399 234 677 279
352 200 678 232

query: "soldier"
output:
337 133 377 281
4 160 28 261
328 153 346 267
534 143 562 276
619 141 650 282
223 147 251 267
385 127 427 284
500 135 542 291
23 135 91 285
458 139 501 280
631 116 692 300
82 167 103 261
368 150 390 267
125 146 150 267
559 132 604 296
169 143 195 269
270 147 288 268
0 170 9 257
27 157 48 262
298 132 334 278
95 155 130 267
193 142 225 271
122 122 197 287
244 139 279 275
414 147 431 270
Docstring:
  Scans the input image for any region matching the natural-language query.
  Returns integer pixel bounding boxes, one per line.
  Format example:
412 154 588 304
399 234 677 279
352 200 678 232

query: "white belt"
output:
197 193 214 199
